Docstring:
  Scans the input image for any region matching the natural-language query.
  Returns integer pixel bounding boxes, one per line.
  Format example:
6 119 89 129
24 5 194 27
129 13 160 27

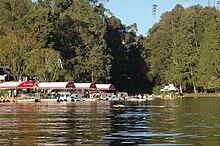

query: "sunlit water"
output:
0 98 219 145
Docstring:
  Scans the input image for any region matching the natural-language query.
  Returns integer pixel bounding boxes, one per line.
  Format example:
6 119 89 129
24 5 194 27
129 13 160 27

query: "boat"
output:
146 94 156 100
126 97 146 102
16 98 36 102
81 98 97 102
0 97 16 103
112 104 125 108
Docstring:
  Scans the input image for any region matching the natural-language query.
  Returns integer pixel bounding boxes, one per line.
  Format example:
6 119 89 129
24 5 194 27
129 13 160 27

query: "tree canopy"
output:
0 0 220 94
144 5 220 93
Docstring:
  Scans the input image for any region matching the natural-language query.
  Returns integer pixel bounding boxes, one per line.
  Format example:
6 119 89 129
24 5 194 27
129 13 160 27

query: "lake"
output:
0 98 219 145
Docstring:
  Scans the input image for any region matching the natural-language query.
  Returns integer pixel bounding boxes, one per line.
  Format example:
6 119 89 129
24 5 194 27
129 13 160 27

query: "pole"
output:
92 70 94 83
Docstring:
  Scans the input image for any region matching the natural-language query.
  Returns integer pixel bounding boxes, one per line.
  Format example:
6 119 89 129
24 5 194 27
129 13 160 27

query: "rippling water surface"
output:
0 98 219 145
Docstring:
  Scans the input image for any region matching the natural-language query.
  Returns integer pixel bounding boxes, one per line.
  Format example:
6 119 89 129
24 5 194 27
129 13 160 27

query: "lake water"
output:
0 98 219 145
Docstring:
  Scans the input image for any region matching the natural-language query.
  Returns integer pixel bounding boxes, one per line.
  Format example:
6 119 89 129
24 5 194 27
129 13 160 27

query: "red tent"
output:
17 81 38 89
0 80 38 89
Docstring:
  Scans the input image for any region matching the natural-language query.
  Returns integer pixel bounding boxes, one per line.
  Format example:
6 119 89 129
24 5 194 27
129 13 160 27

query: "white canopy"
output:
74 83 96 90
96 84 116 90
38 82 75 89
160 84 178 91
168 84 178 91
0 82 20 89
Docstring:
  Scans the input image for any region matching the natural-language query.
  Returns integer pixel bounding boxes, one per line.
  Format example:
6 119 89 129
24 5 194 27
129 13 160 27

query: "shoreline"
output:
182 93 220 98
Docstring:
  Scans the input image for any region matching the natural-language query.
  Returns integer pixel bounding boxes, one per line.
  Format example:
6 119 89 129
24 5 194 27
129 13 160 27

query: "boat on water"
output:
125 93 156 101
0 97 16 103
112 104 125 108
126 98 146 101
17 98 36 102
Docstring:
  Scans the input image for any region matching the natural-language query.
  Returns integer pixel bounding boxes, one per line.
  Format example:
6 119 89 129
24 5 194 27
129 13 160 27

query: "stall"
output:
38 82 75 101
160 84 179 99
95 84 116 99
96 84 116 91
74 83 97 99
0 80 38 102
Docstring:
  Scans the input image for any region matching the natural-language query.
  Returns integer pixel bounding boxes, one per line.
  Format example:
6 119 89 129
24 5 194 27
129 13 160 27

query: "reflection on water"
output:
0 98 219 145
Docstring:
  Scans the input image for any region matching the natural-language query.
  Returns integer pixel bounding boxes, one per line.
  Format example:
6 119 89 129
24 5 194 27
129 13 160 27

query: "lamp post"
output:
92 70 94 83
127 76 132 95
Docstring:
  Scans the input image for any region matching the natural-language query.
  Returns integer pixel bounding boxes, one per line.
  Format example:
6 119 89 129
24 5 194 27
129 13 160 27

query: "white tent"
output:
38 82 75 89
96 84 116 90
0 82 20 88
160 84 178 91
168 84 178 91
74 83 96 90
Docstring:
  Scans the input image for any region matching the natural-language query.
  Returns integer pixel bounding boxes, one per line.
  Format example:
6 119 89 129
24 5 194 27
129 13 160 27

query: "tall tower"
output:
184 0 188 8
152 4 157 25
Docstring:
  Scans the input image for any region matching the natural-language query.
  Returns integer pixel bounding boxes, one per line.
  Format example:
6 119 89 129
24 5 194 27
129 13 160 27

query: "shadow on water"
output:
0 98 219 145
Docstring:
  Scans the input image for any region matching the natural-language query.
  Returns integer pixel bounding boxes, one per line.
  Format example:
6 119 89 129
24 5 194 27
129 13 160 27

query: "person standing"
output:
14 89 17 98
8 90 11 98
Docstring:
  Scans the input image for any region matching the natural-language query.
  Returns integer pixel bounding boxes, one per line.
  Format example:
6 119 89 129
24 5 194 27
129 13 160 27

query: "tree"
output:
24 48 61 82
104 16 129 91
143 5 184 91
53 0 111 83
21 3 54 49
197 18 220 92
0 0 32 36
172 6 217 93
0 29 35 80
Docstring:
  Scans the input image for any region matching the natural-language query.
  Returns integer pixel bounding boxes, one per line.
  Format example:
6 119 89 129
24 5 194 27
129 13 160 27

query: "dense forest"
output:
0 0 220 94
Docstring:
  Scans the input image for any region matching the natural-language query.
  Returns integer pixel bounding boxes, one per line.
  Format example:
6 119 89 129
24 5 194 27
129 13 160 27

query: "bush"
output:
152 85 162 94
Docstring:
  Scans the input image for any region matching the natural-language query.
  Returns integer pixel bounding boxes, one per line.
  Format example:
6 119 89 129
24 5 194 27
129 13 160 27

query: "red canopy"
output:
17 81 38 89
0 80 38 89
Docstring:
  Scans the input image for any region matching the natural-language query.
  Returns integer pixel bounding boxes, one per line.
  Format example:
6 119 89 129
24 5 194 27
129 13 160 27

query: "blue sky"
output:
104 0 213 35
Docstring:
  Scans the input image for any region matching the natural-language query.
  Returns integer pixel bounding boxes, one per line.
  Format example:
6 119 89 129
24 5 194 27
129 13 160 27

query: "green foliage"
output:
197 16 220 91
144 5 184 86
0 29 35 80
24 48 61 82
143 4 220 93
1 1 220 94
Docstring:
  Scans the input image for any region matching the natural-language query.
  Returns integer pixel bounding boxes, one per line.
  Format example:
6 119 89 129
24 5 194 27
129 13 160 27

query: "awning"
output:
168 84 178 91
0 81 38 89
0 82 20 89
74 83 96 90
96 84 116 90
160 84 178 92
17 80 38 88
38 82 75 89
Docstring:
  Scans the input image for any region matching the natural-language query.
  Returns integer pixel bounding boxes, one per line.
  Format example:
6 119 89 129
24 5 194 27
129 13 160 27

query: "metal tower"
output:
184 0 188 8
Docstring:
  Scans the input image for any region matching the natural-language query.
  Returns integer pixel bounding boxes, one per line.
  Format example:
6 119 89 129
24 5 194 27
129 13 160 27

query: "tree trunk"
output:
179 85 183 94
193 82 198 94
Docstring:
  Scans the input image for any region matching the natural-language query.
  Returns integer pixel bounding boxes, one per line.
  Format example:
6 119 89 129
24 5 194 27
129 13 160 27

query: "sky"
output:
104 0 214 35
